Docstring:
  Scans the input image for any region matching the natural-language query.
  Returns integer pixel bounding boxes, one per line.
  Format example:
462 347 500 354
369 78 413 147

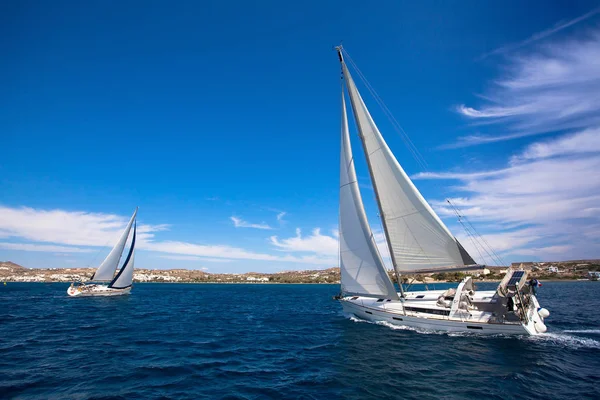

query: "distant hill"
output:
3 260 598 283
0 261 27 271
0 263 341 284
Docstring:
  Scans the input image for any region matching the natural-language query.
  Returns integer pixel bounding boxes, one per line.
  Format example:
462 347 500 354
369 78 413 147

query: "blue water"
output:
1 282 599 399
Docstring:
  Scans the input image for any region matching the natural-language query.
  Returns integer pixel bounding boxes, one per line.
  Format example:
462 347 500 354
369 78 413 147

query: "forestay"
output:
341 60 476 273
338 88 398 299
91 208 138 281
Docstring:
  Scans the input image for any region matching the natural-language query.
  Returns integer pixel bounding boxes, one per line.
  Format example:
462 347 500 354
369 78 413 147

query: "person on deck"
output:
528 278 541 295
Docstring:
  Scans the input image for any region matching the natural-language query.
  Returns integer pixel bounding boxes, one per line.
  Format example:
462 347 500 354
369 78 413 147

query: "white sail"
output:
339 87 398 299
109 223 136 289
91 208 137 281
341 61 476 273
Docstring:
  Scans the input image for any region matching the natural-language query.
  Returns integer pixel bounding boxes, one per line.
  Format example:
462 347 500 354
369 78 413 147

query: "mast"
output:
336 46 405 297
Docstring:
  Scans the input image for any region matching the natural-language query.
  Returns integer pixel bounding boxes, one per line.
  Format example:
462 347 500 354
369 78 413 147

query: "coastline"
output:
2 279 595 285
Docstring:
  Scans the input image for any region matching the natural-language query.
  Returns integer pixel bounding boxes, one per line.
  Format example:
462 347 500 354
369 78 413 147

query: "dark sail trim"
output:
456 238 477 265
109 222 136 289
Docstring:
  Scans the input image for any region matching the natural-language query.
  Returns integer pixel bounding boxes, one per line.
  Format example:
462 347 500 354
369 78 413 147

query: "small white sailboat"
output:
334 47 549 335
68 208 137 297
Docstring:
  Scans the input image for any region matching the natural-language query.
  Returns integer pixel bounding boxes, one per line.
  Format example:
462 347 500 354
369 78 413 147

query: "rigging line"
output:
342 47 509 268
87 235 115 268
448 203 487 262
463 222 490 264
448 201 505 267
455 213 487 264
446 200 505 266
344 51 427 170
344 51 437 272
458 216 498 266
342 49 429 171
457 206 506 266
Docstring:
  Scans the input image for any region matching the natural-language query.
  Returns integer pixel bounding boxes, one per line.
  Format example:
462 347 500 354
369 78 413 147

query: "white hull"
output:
67 284 131 297
340 291 547 336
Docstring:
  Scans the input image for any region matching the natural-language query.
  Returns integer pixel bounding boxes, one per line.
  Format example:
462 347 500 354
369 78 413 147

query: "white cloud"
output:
0 205 337 267
416 129 600 262
270 228 338 256
452 29 600 148
516 245 575 257
230 216 273 230
268 227 395 269
0 206 165 247
141 239 335 266
513 128 600 163
0 242 93 253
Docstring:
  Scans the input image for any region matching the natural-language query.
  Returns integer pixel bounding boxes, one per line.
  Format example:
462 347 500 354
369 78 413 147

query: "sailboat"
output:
67 208 137 297
335 47 549 335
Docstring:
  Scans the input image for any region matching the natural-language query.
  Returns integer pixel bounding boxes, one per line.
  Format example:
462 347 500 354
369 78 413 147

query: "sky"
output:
1 0 600 272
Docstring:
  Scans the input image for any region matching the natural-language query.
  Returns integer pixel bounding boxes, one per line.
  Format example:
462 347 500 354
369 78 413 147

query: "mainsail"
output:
90 208 138 281
109 223 136 289
339 50 476 274
339 87 399 299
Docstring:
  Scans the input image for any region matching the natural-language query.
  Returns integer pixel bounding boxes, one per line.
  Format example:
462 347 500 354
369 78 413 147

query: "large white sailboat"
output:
67 208 137 297
335 47 549 335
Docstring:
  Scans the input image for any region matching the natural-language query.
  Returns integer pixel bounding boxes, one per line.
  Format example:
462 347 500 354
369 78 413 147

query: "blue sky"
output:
2 1 600 272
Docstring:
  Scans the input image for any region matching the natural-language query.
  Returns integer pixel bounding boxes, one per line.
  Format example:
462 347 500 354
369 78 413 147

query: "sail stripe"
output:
109 223 136 289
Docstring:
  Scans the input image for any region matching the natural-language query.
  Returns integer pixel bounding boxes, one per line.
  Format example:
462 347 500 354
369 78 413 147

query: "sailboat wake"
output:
346 315 488 337
528 332 600 349
347 314 600 348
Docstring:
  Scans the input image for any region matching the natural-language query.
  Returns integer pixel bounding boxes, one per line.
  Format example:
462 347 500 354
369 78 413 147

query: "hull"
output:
67 284 131 297
340 292 547 336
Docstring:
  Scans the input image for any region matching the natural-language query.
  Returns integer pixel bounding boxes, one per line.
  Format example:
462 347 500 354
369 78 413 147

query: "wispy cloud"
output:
158 255 233 262
511 127 600 163
417 129 600 262
0 206 337 266
451 28 600 148
145 239 334 265
230 216 273 230
276 212 287 222
0 242 93 253
479 6 600 59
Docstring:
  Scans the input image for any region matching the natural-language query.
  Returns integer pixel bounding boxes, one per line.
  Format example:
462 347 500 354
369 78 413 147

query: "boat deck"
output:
345 291 502 324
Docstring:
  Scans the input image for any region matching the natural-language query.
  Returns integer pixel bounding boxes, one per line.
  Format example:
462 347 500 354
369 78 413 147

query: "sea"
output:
1 281 599 399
